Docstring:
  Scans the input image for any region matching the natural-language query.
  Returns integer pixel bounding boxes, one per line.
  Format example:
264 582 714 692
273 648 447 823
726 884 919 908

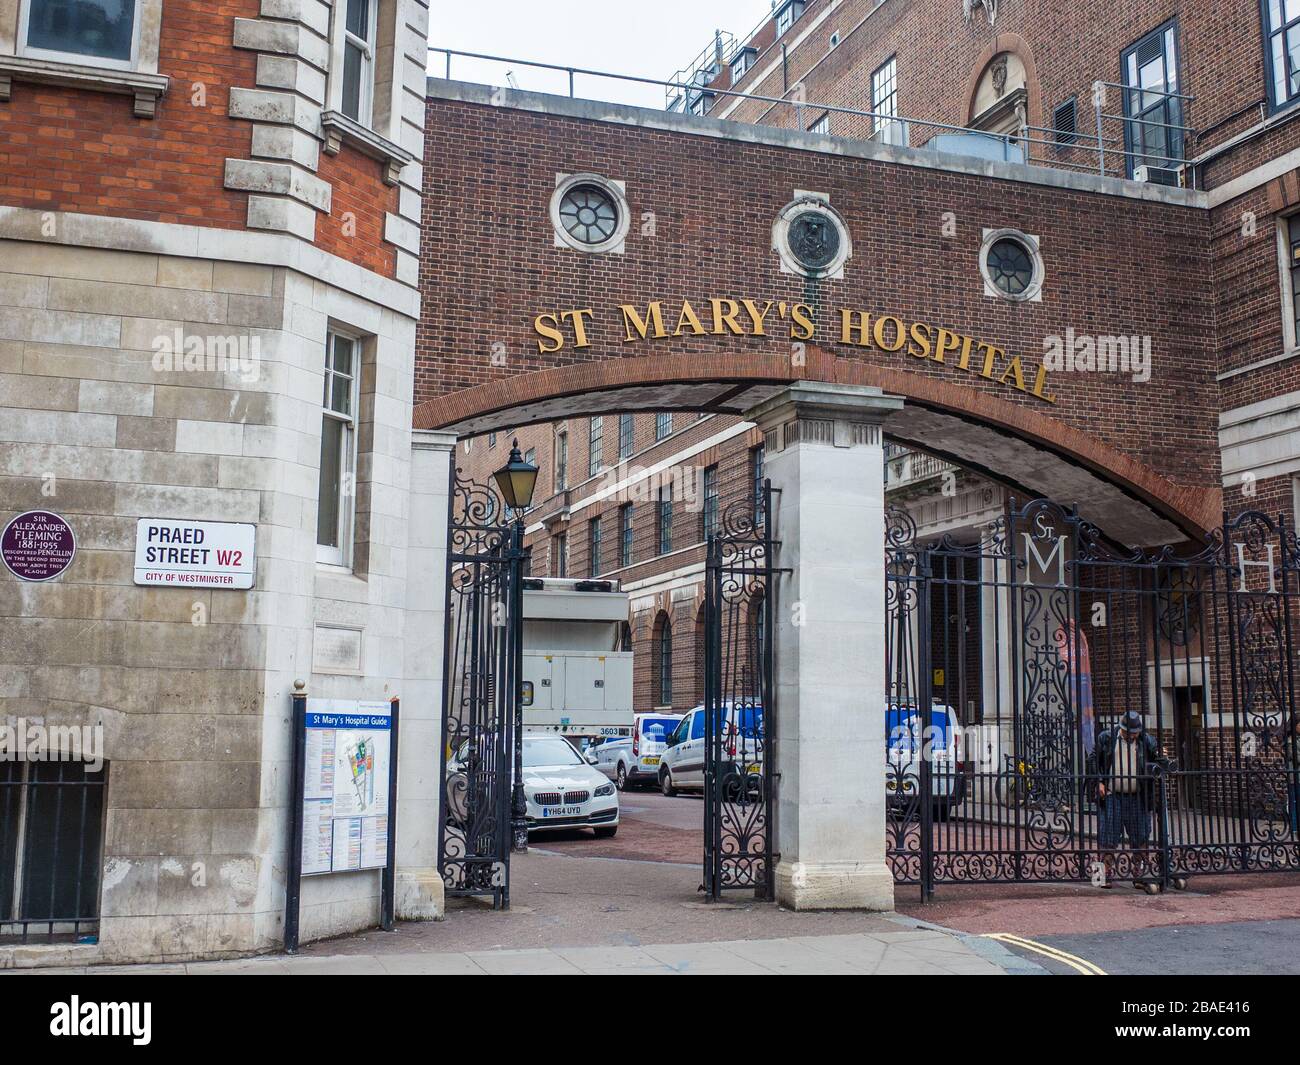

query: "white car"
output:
592 712 683 790
522 735 620 837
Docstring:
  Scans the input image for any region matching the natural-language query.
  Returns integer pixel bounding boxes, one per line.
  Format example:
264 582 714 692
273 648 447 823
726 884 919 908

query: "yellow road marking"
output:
983 932 1107 975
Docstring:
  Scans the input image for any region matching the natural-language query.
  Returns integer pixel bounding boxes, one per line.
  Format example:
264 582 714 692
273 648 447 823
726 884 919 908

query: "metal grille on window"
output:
558 184 619 246
655 412 671 440
2 760 107 942
588 517 602 577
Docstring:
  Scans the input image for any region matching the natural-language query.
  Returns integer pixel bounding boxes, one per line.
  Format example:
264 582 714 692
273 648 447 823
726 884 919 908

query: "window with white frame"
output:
775 0 806 36
317 331 361 567
618 414 634 459
871 56 902 145
19 0 140 67
555 428 568 491
340 0 379 125
588 517 602 577
810 111 831 135
656 412 671 440
588 416 603 477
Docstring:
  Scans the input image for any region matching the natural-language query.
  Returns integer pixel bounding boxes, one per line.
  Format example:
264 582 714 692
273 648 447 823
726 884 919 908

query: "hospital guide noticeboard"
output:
301 699 392 876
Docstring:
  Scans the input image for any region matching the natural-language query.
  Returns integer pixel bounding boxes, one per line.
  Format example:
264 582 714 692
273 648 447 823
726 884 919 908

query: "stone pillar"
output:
394 429 457 919
979 520 1015 758
745 383 904 910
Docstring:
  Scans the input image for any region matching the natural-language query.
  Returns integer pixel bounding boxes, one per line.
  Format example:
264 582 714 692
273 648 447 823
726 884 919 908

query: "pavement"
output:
15 786 1300 975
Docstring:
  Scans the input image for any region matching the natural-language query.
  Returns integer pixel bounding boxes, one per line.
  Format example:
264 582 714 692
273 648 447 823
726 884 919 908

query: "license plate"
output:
642 757 660 766
542 806 582 817
746 764 761 775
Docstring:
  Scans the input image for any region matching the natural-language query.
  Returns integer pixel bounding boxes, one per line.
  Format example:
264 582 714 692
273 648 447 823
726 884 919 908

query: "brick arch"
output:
963 31 1044 133
414 349 1220 541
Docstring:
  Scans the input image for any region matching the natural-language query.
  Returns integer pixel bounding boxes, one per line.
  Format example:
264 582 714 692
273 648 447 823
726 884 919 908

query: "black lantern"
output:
492 439 538 513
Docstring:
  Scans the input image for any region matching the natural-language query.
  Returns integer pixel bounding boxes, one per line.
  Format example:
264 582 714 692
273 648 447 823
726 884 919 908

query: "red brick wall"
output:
719 0 1285 181
0 0 260 229
0 0 398 277
418 95 1221 495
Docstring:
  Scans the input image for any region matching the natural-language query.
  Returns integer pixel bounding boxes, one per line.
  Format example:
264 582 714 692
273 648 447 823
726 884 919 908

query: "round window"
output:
985 237 1034 297
558 184 619 246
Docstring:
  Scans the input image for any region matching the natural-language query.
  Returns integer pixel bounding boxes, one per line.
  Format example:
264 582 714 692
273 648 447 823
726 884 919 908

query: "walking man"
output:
1091 710 1166 887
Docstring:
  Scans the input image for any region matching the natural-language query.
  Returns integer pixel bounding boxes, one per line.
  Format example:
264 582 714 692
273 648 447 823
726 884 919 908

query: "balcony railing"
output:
430 48 1197 186
886 449 956 491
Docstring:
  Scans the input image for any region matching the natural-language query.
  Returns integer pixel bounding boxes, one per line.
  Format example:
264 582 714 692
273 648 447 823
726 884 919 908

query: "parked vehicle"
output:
658 703 764 797
521 577 634 743
592 712 683 790
886 702 966 820
447 735 619 837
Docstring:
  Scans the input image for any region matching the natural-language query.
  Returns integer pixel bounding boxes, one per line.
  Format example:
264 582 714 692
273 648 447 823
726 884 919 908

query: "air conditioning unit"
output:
1132 164 1184 187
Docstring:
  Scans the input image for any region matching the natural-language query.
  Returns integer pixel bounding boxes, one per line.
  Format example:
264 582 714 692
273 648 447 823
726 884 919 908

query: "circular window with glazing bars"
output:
559 184 618 245
550 174 630 254
980 229 1044 301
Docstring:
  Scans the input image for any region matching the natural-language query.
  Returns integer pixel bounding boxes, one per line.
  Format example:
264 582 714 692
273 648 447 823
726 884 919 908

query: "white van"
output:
885 702 967 820
657 703 765 796
591 712 683 790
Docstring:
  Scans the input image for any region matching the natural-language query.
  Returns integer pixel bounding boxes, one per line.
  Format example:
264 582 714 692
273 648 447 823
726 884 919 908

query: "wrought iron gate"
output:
886 499 1300 898
703 482 779 900
437 468 525 909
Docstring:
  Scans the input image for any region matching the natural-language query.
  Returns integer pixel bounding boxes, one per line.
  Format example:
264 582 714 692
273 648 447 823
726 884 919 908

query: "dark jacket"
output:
1088 729 1167 806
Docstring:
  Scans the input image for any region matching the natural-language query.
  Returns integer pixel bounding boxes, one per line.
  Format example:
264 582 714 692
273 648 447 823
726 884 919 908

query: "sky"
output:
430 0 771 109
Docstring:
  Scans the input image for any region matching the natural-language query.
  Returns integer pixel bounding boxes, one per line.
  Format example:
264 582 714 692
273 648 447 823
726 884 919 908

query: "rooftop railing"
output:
430 48 1197 187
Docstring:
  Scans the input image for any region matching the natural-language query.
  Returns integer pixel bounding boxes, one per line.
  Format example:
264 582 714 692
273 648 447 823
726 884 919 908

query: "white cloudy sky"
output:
430 0 770 108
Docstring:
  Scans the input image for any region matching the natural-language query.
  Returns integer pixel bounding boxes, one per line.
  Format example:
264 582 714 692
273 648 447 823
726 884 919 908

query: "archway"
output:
415 352 1218 547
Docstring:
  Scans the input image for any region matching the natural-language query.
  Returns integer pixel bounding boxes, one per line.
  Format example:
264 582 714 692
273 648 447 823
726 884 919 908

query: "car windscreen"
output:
523 737 583 767
640 717 678 738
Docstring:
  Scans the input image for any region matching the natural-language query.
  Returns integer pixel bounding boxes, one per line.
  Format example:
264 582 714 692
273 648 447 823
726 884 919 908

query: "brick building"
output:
453 0 1300 726
3 0 1299 960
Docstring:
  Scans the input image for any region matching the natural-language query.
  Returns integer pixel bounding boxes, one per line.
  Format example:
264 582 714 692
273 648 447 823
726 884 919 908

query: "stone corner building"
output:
2 0 1300 965
0 0 436 964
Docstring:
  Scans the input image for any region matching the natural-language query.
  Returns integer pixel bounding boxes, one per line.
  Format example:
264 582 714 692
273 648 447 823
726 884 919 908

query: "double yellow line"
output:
983 932 1107 975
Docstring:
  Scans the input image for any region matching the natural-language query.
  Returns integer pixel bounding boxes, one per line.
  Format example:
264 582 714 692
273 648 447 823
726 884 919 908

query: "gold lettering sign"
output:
531 298 1057 404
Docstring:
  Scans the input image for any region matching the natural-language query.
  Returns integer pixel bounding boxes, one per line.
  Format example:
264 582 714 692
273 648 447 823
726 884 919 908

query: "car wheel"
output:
660 767 677 797
593 825 618 838
616 763 629 791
